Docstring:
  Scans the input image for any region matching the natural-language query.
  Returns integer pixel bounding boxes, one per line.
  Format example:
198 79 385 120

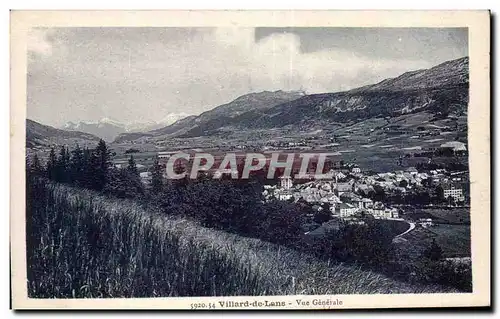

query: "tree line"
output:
27 139 164 199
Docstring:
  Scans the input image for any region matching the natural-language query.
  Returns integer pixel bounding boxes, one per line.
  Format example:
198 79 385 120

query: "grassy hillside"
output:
26 179 456 298
26 119 100 148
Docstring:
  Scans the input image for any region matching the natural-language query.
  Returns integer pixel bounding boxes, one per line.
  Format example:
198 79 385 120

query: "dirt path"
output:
394 221 416 238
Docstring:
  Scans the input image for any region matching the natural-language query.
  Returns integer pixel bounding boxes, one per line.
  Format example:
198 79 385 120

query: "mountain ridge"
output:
36 56 468 145
63 113 192 141
27 119 101 148
129 56 468 140
113 90 306 143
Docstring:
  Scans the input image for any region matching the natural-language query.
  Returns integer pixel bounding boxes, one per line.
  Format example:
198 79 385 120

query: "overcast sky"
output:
27 27 467 127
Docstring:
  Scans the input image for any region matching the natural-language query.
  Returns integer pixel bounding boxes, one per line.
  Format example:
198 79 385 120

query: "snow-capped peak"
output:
98 117 124 127
62 113 192 135
158 113 191 126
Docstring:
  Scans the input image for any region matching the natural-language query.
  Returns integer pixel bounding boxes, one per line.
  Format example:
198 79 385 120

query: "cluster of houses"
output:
262 175 400 220
353 167 467 203
264 163 468 220
354 168 426 193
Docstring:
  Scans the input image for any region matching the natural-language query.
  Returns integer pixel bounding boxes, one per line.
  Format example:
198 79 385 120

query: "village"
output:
108 137 470 240
261 161 469 234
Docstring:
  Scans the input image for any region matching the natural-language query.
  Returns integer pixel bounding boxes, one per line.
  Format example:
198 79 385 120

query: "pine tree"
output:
70 144 84 185
55 146 71 183
151 156 163 193
64 146 71 181
30 154 43 176
422 239 443 261
435 185 445 202
105 167 144 199
46 147 57 181
87 149 101 191
93 139 112 191
127 155 138 177
81 147 92 188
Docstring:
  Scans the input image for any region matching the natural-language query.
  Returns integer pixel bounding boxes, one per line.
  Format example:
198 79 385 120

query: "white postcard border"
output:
10 10 490 309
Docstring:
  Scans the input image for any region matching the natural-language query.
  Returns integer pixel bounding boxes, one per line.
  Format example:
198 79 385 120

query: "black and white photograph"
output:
10 10 490 310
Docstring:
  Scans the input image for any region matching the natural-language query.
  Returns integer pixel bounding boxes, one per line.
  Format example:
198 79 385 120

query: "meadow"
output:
26 178 456 298
428 224 471 258
399 224 471 258
424 208 471 225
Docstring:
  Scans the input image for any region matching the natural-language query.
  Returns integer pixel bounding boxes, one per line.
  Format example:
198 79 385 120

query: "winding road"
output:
394 221 416 238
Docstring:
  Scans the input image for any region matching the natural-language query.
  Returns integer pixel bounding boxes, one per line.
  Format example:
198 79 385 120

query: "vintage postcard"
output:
10 10 490 310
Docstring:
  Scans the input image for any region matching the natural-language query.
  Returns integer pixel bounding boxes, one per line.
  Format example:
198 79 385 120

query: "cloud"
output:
27 28 55 61
27 27 443 126
205 28 433 93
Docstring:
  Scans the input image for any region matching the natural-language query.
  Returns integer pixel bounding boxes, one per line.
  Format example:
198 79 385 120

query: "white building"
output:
391 208 399 218
360 197 373 209
336 181 354 195
368 208 389 219
333 171 347 180
279 176 293 190
158 151 180 159
419 218 433 228
366 203 398 219
444 185 465 202
338 203 358 218
276 190 293 201
440 141 467 152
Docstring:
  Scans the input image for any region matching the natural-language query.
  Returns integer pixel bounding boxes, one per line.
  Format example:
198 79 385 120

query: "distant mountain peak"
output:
61 113 192 141
158 113 192 126
98 117 123 126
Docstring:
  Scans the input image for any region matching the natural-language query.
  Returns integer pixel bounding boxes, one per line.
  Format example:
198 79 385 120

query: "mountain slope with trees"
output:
117 57 468 141
113 90 306 142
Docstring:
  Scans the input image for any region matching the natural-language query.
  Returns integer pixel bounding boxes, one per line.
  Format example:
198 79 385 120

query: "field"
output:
373 219 410 237
403 208 470 225
428 225 471 257
26 178 456 298
399 207 471 258
107 111 469 174
400 224 471 258
424 208 470 225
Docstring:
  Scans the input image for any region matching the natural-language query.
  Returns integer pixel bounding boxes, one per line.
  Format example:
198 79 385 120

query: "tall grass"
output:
26 178 456 298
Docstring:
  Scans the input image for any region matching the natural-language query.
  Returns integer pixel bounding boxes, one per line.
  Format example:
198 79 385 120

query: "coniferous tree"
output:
434 185 445 203
81 147 92 188
93 139 112 191
80 146 100 190
70 144 85 185
55 146 71 183
46 147 57 181
422 239 443 261
151 156 163 193
66 146 71 164
105 167 144 199
55 146 64 182
127 155 138 177
87 149 101 191
64 146 71 182
30 154 44 176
